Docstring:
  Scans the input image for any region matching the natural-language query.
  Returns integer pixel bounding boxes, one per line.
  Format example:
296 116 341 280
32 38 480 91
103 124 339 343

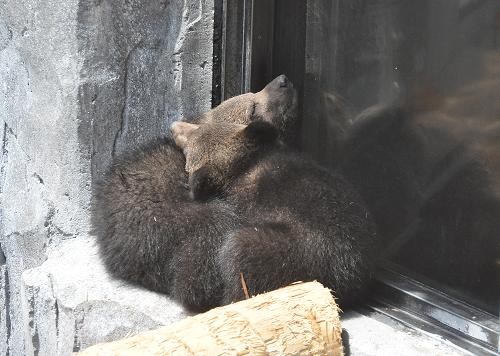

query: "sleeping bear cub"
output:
171 119 377 307
93 75 298 312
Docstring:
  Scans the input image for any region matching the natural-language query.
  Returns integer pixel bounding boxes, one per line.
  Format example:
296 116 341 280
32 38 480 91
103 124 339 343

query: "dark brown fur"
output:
92 75 298 311
194 74 298 144
172 120 377 306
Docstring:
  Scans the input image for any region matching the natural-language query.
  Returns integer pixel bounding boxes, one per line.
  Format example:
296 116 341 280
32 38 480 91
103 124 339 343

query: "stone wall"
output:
0 0 215 354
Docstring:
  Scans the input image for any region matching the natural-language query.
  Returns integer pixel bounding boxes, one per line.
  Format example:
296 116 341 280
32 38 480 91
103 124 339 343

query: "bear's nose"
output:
277 74 288 88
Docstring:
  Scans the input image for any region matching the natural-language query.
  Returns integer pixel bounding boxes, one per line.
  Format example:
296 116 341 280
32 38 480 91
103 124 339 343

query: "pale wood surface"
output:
77 281 343 356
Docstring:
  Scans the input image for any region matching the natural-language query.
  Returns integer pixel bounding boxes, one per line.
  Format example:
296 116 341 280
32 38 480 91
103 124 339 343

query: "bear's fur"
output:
171 120 377 307
195 74 298 144
92 75 298 311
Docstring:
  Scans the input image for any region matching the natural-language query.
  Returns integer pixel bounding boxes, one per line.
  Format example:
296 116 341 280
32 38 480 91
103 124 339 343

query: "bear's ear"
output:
171 121 199 150
188 166 218 201
242 121 278 144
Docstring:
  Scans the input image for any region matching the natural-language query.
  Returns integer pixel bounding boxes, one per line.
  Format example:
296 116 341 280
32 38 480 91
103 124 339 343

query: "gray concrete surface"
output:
342 311 472 356
22 237 188 355
0 0 214 354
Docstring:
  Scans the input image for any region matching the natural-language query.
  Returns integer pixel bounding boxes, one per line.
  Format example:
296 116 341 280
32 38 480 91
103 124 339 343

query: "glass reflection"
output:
301 0 500 314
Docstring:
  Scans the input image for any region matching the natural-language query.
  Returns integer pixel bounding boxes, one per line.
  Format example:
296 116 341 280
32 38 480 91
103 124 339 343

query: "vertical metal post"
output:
242 0 254 93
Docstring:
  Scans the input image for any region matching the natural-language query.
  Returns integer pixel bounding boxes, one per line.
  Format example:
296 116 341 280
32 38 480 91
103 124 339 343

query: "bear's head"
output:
193 74 298 145
171 120 279 200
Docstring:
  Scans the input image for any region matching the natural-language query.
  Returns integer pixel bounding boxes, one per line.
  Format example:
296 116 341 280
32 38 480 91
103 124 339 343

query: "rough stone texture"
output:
77 0 215 181
0 0 214 354
0 260 8 356
0 1 86 353
22 238 188 355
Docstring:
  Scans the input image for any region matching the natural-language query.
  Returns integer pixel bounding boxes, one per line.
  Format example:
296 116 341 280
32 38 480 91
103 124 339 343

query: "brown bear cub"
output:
171 119 377 307
92 75 298 312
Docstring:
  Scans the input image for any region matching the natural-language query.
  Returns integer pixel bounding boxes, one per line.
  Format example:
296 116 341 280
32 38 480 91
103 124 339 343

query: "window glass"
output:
297 0 500 314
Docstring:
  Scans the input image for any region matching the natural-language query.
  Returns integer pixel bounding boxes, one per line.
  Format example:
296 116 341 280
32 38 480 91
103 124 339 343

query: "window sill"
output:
342 310 473 356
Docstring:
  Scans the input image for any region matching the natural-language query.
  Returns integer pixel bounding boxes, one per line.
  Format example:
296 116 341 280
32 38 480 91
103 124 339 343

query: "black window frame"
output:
213 1 499 354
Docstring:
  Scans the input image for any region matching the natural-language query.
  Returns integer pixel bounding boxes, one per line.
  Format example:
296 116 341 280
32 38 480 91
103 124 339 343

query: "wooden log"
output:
77 281 343 356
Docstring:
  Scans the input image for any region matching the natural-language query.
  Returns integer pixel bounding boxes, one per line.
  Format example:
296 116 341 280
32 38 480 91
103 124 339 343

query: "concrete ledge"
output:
22 238 187 355
342 311 470 356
